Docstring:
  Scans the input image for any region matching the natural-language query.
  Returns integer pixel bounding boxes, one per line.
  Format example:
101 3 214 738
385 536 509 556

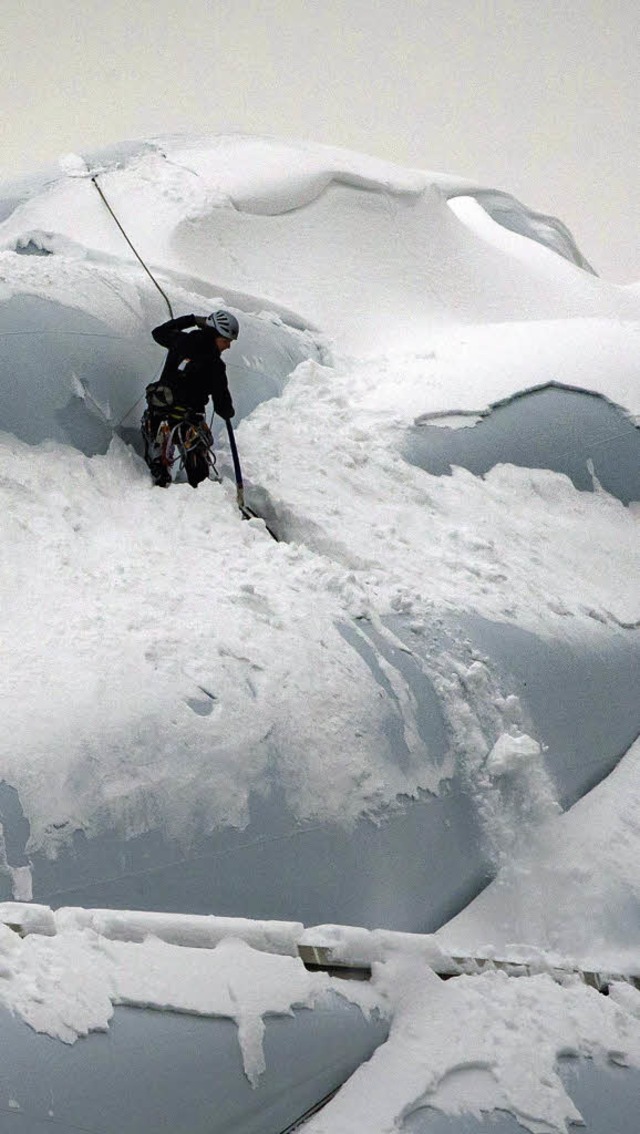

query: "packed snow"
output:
1 134 640 1132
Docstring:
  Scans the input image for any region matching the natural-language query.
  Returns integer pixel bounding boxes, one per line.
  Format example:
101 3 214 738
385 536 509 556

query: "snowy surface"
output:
1 133 640 1132
0 907 377 1084
304 959 640 1134
437 736 640 974
2 903 640 1133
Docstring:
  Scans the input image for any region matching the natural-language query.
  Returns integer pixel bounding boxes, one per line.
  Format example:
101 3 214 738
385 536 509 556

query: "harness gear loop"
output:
146 415 219 482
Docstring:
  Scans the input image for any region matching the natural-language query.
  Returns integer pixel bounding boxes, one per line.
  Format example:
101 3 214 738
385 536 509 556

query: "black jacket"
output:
151 315 235 419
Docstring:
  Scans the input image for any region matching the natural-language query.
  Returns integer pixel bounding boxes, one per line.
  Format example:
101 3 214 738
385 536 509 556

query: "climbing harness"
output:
143 413 220 486
177 418 219 482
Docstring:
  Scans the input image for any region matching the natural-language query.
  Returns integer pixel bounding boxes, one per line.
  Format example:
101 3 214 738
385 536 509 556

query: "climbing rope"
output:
86 174 177 428
90 175 174 319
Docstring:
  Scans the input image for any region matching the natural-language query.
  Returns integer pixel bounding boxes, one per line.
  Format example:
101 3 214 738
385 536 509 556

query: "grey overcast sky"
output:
2 0 638 281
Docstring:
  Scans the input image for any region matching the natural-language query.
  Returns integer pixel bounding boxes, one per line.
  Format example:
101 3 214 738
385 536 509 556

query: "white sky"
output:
1 0 638 282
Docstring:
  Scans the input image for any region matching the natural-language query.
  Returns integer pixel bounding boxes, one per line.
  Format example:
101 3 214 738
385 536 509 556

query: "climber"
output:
141 309 239 487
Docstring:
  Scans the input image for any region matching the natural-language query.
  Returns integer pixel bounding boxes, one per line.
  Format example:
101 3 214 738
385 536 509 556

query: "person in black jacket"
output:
142 309 239 488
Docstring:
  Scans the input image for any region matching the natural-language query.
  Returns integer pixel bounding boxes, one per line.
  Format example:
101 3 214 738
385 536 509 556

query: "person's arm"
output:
210 359 235 420
151 314 196 348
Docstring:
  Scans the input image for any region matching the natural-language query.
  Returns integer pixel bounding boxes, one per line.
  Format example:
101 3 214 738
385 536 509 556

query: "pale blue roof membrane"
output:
0 999 388 1134
407 385 640 506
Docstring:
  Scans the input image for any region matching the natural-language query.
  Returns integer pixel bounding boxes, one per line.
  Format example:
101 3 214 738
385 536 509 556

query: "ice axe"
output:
225 420 278 540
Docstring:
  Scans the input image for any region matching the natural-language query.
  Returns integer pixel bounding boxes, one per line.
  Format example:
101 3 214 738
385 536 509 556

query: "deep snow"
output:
1 134 640 1133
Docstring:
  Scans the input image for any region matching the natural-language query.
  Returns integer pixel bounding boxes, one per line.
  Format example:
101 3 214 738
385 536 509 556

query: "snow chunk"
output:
159 135 429 216
485 732 542 777
0 929 116 1043
5 134 638 357
0 902 55 936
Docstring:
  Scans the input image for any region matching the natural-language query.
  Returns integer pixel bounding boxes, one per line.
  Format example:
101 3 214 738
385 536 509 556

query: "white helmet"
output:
205 309 239 340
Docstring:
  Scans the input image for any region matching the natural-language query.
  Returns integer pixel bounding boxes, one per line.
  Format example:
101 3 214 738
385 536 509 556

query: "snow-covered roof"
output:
0 133 639 1133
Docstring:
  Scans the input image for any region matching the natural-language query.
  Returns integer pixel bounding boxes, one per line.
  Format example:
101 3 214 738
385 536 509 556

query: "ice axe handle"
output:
225 419 246 511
